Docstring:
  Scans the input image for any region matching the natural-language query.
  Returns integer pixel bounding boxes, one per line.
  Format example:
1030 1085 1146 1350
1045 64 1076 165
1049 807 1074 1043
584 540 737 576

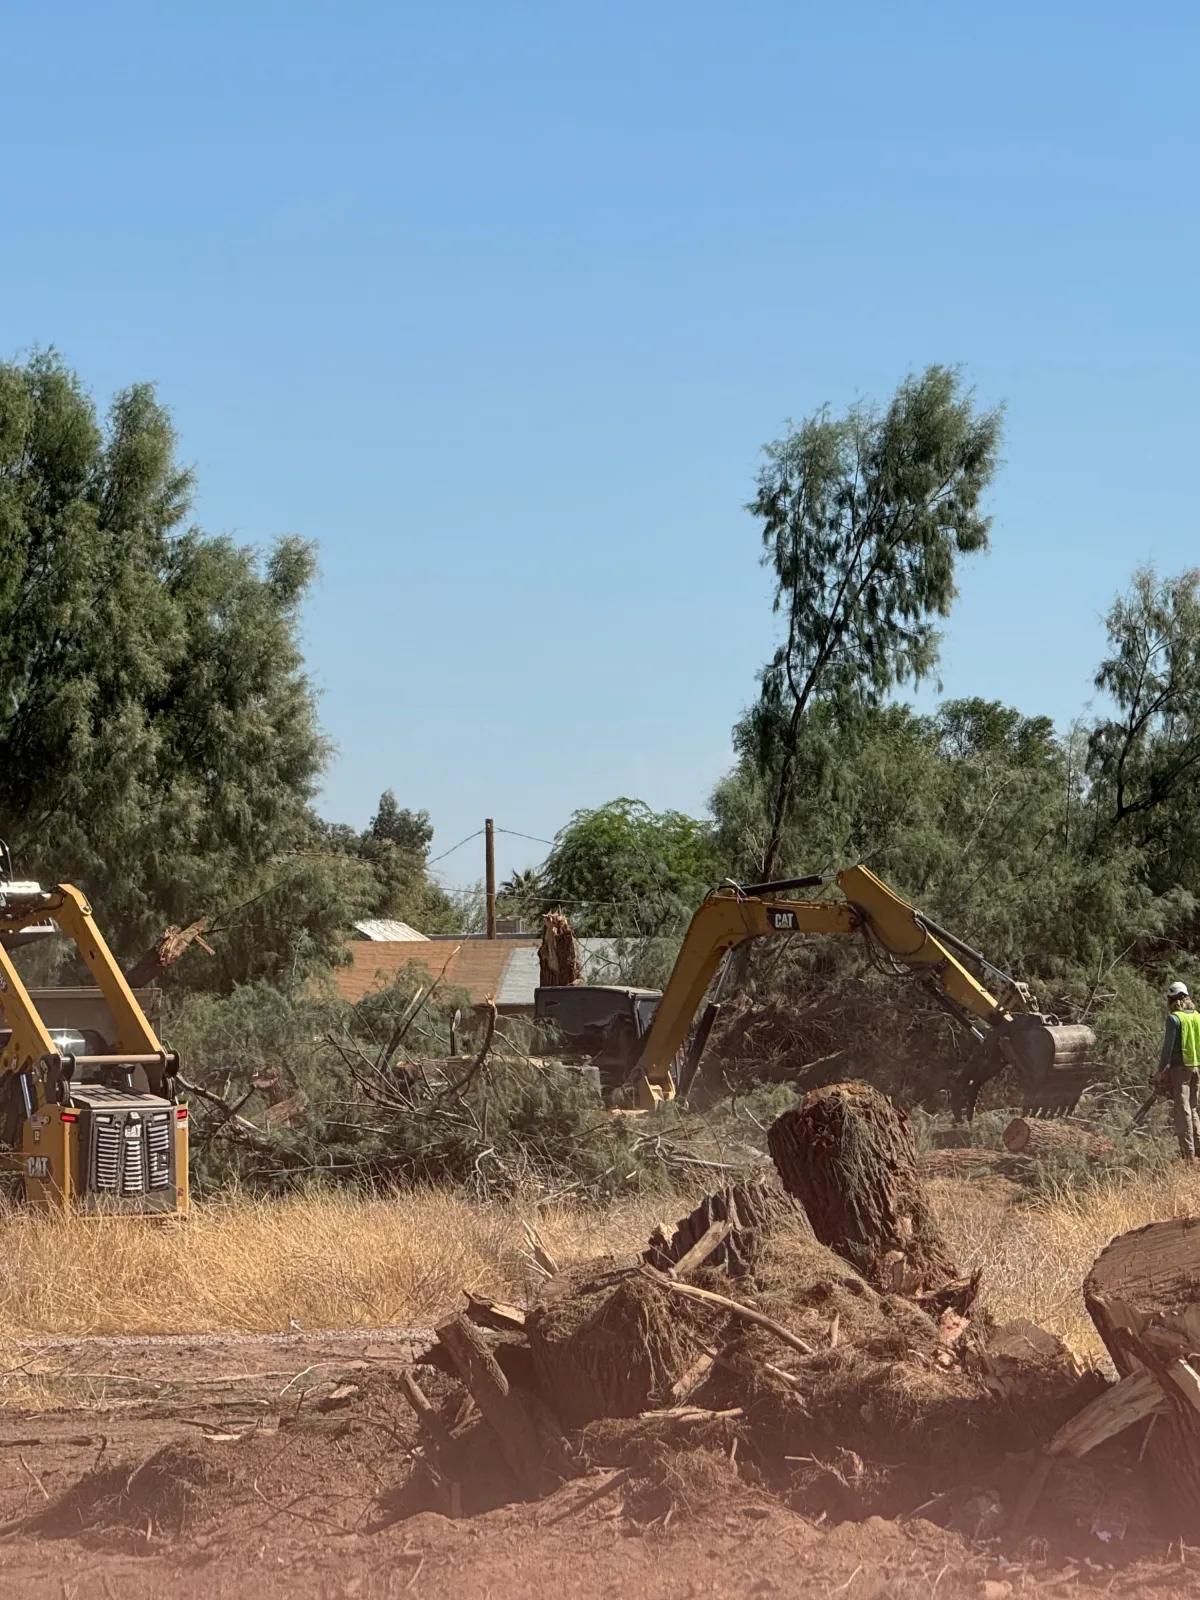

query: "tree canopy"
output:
744 366 1002 878
0 352 450 987
540 799 720 936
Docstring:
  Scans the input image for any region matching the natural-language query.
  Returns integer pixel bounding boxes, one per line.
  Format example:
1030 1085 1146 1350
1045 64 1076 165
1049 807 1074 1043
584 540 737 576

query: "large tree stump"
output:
768 1082 961 1297
1002 1118 1115 1160
1084 1217 1200 1528
538 912 580 988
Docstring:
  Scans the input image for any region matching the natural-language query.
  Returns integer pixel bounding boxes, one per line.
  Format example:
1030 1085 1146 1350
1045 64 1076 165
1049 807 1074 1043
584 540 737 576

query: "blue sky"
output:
4 2 1197 890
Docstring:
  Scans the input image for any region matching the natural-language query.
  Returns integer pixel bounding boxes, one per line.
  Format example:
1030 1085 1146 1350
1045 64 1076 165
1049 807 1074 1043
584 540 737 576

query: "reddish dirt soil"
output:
0 1330 1197 1599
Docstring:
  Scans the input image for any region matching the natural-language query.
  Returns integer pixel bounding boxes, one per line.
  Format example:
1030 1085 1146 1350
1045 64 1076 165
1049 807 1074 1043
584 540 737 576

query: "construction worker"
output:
1156 982 1200 1159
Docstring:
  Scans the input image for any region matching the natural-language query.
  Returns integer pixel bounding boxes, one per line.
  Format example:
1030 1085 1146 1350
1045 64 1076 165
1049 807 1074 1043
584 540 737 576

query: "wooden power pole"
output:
485 818 497 940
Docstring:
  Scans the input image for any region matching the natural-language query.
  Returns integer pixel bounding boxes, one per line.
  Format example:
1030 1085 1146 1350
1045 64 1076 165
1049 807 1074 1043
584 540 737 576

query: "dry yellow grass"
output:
931 1167 1200 1359
0 1166 1196 1366
0 1188 679 1340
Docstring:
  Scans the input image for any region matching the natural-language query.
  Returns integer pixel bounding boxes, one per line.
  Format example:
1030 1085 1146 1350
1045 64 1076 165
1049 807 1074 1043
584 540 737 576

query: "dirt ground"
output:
0 1329 1196 1599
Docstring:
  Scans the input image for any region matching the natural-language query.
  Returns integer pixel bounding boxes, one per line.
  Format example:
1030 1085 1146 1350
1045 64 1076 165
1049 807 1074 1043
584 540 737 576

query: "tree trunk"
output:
1002 1118 1114 1160
1083 1217 1200 1529
538 913 580 988
768 1082 961 1296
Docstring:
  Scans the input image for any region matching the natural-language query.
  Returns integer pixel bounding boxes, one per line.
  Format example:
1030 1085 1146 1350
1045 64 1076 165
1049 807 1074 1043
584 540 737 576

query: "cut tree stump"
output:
1002 1118 1115 1160
538 913 580 988
1083 1216 1200 1528
125 918 214 988
768 1082 967 1300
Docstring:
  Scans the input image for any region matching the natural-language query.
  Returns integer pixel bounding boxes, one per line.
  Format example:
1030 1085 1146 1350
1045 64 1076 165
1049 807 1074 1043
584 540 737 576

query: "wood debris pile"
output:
397 1082 1145 1541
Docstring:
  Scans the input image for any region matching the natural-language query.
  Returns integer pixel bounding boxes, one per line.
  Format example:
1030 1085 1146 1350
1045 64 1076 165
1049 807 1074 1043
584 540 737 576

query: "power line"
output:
426 828 484 866
427 824 552 867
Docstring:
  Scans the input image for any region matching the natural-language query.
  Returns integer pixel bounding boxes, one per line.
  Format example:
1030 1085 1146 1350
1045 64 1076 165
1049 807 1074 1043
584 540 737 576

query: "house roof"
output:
351 919 429 942
334 938 538 1006
333 935 643 1009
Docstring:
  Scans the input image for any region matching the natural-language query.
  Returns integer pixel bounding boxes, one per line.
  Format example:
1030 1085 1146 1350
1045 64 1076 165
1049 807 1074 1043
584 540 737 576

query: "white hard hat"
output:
1168 981 1190 998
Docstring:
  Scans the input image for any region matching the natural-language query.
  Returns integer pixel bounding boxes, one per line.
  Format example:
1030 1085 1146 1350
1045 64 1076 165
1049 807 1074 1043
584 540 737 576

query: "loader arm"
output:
0 883 178 1107
0 880 187 1214
632 864 1097 1117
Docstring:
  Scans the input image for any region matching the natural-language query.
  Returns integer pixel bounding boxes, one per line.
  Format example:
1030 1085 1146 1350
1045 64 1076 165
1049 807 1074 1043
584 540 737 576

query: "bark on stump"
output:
539 912 581 988
1002 1118 1114 1160
768 1082 962 1297
1084 1217 1200 1528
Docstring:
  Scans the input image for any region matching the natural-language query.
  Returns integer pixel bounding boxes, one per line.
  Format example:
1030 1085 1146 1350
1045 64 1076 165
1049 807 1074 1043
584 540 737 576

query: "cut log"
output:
435 1313 568 1496
1047 1367 1165 1460
1002 1118 1115 1160
1083 1216 1200 1528
642 1179 810 1279
538 913 580 988
768 1082 965 1298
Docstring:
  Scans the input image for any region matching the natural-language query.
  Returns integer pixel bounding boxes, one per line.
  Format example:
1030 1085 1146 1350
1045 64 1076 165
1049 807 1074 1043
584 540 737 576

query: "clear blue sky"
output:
4 2 1198 890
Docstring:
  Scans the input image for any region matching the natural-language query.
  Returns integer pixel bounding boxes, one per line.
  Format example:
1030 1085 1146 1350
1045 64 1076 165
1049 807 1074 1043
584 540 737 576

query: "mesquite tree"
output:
1089 568 1200 829
746 366 1001 880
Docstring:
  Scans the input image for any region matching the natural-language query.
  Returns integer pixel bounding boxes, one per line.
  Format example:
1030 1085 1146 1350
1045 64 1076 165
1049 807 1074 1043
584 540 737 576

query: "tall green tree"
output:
745 366 1002 879
541 799 719 936
1089 569 1200 833
0 350 364 982
319 791 459 934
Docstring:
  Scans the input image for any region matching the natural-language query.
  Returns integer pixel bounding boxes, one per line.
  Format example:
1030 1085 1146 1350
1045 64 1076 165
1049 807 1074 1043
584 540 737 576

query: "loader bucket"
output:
997 1016 1100 1117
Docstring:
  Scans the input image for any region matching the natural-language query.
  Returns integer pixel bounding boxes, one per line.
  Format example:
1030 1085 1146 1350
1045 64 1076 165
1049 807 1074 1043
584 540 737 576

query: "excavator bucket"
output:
996 1017 1100 1117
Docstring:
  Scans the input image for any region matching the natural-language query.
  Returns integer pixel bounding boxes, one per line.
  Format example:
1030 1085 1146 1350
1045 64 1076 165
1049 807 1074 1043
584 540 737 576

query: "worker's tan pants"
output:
1169 1063 1200 1158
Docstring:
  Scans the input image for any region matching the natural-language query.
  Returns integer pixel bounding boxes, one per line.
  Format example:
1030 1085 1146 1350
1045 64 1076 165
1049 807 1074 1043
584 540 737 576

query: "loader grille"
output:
92 1119 121 1192
147 1114 172 1189
76 1088 178 1213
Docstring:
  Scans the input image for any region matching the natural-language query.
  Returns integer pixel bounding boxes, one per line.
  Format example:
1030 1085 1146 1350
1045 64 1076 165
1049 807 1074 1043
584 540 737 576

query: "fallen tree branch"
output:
641 1266 815 1357
125 918 214 989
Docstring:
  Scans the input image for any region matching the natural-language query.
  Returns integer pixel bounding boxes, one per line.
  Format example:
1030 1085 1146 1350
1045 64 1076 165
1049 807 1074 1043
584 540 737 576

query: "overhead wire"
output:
426 829 484 866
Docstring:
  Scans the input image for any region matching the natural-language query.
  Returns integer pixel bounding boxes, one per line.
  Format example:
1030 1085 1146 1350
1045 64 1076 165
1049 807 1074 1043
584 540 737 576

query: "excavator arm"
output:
631 865 1098 1117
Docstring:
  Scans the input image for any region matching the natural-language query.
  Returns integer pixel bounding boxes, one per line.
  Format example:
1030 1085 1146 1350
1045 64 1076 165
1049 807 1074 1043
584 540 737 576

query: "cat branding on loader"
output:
0 864 187 1214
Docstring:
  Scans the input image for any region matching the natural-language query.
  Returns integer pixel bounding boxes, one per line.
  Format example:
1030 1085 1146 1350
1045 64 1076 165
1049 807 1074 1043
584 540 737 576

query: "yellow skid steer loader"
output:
0 864 187 1214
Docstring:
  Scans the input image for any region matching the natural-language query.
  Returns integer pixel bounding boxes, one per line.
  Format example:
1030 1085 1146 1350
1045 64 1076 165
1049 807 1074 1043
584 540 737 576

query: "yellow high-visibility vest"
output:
1180 1009 1200 1068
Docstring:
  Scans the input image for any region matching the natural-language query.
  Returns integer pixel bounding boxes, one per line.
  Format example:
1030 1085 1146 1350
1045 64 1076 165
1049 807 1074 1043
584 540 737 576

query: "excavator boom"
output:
631 865 1099 1117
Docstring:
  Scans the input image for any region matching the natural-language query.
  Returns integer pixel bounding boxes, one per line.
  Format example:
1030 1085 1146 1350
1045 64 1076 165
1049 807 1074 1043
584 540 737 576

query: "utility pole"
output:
485 818 497 940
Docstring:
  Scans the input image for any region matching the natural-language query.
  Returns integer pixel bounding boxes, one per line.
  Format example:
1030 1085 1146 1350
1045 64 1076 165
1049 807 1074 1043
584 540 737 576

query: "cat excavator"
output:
0 858 188 1214
620 865 1100 1117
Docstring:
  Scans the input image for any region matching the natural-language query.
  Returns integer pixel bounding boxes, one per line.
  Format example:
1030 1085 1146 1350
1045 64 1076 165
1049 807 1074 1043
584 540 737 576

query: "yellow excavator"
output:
619 865 1099 1117
0 858 188 1214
